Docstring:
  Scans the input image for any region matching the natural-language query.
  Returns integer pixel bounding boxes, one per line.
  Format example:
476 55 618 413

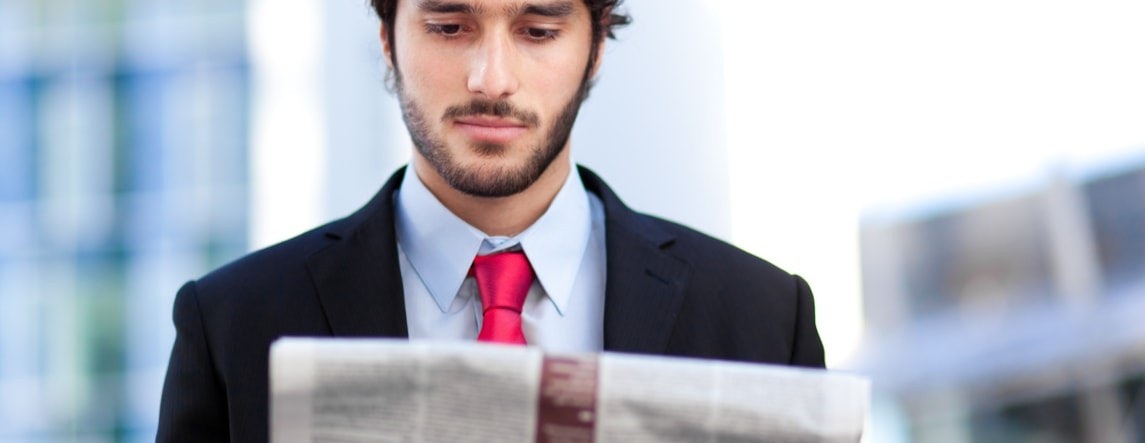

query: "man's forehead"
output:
411 0 585 17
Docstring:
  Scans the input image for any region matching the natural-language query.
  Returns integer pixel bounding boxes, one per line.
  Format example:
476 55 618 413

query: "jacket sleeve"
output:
790 275 827 368
157 281 231 442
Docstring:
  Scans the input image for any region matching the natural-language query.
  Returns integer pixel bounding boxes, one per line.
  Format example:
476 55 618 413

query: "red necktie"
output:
471 251 534 345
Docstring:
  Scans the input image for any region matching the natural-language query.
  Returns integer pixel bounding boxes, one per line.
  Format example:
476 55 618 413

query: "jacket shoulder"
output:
637 214 825 367
644 215 794 282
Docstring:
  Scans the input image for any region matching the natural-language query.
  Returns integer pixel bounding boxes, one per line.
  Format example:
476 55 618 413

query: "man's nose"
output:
467 33 519 100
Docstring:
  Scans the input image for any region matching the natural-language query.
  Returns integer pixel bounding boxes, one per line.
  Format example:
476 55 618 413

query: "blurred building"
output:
0 1 250 441
857 158 1145 442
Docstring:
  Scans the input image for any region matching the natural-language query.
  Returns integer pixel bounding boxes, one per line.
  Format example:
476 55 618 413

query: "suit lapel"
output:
579 167 692 354
306 168 409 337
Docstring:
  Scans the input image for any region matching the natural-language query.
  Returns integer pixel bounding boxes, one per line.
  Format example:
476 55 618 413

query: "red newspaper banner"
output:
535 355 599 443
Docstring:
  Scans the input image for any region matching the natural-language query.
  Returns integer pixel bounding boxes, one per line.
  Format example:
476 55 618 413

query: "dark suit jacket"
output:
157 166 825 442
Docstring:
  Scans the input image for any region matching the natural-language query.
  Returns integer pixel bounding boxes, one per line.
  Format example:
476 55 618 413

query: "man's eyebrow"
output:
506 1 577 18
417 0 485 15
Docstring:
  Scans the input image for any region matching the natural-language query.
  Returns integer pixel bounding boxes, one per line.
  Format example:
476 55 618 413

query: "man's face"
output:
385 0 600 197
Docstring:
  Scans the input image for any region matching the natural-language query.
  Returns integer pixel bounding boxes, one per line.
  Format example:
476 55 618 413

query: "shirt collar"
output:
394 162 592 315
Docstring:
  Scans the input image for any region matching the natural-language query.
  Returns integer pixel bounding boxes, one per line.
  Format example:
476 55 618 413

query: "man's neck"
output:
411 150 572 237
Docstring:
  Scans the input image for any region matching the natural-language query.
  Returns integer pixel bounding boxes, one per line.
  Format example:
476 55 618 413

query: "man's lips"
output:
453 116 529 144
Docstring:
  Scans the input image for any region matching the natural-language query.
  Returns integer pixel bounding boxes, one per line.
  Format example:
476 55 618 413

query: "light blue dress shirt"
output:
393 161 606 352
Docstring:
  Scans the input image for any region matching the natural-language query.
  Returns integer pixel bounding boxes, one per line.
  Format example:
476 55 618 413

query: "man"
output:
158 0 825 441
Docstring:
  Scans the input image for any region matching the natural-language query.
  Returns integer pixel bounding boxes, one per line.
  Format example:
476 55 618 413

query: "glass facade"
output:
0 1 250 440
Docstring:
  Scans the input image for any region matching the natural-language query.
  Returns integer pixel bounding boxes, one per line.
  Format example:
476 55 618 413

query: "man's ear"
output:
380 25 394 69
589 39 605 79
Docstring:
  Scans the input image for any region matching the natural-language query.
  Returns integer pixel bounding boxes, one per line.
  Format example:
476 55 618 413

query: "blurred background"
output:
1 0 1143 441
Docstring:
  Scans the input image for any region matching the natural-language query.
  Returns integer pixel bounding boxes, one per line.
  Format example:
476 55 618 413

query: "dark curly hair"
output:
370 0 631 75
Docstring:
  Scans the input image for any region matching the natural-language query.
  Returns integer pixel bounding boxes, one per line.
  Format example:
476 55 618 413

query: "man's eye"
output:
523 28 559 41
426 24 463 37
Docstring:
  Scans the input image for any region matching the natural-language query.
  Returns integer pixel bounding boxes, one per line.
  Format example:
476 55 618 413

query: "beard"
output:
396 74 589 198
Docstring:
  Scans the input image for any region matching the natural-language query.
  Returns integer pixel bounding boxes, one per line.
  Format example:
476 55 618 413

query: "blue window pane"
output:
119 69 169 193
0 77 37 201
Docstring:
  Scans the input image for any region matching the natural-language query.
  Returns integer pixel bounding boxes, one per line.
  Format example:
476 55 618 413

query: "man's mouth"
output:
453 116 530 144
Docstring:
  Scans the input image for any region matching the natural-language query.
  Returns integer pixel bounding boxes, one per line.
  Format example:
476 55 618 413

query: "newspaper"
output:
271 338 869 443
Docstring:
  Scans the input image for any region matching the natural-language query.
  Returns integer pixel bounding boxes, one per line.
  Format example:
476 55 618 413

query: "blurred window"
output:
967 392 1084 443
902 194 1055 319
0 77 37 202
1082 167 1145 291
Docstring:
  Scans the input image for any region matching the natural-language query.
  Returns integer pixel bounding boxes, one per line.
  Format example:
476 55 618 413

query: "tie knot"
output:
471 251 534 345
472 251 534 312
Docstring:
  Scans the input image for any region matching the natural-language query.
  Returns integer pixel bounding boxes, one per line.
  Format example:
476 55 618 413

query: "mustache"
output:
442 99 541 127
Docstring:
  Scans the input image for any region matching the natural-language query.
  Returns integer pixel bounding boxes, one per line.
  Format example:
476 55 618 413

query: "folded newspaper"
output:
271 338 869 442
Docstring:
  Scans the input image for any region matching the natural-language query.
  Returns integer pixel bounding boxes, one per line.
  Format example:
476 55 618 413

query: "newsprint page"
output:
271 338 869 443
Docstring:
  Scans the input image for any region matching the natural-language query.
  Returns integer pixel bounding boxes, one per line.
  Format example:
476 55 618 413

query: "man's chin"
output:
447 174 534 198
471 142 510 157
448 153 561 196
454 138 529 160
451 146 534 171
